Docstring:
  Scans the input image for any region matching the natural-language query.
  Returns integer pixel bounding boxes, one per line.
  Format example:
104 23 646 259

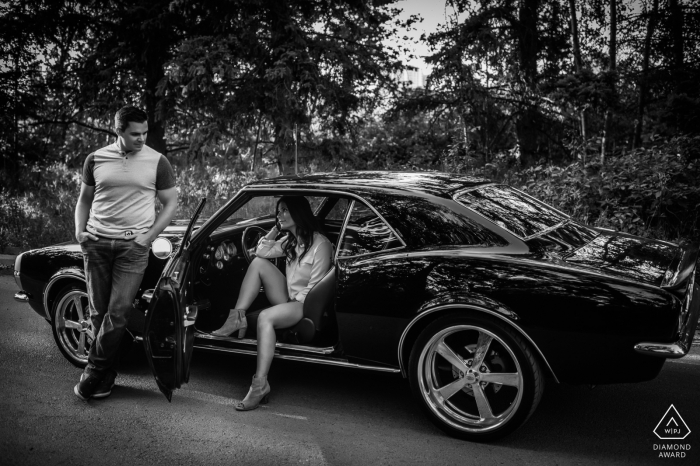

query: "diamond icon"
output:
654 405 691 440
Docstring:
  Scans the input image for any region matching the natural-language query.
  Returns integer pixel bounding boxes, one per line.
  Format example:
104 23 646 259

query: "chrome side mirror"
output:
151 237 173 259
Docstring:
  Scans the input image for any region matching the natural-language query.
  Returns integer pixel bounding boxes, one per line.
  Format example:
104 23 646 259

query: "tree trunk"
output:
252 116 262 171
568 0 587 142
633 0 660 149
515 0 540 168
601 0 617 165
143 37 167 155
669 0 684 93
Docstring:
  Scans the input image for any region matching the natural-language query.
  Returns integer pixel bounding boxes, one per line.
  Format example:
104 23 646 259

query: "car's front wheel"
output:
51 284 93 368
409 312 544 441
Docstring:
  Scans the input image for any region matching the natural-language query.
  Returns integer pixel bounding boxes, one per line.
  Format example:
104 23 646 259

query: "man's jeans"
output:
81 238 149 375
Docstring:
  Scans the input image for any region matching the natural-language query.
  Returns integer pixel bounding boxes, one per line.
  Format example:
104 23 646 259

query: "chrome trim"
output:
14 253 22 290
633 342 688 358
335 200 353 263
194 332 336 355
338 245 406 262
334 199 407 261
193 342 401 373
14 291 30 303
397 304 560 383
43 270 86 321
151 237 174 259
638 268 699 359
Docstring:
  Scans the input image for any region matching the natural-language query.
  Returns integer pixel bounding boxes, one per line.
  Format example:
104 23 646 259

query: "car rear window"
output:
455 185 568 239
369 195 508 248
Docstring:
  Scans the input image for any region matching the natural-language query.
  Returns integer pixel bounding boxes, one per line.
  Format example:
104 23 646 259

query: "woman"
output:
212 196 333 411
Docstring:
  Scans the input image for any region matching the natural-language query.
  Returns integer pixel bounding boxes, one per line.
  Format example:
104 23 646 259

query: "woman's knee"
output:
257 309 273 330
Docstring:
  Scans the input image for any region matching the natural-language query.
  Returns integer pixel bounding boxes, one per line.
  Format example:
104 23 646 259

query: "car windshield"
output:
455 185 568 239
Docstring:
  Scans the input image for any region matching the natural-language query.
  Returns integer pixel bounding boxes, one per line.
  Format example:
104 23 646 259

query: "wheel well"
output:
45 277 86 319
399 306 559 383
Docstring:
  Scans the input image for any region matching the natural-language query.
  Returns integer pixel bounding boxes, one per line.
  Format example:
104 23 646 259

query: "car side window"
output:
337 200 403 258
325 198 350 221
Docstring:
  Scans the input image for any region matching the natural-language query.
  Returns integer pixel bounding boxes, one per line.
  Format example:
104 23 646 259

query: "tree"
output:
601 0 617 164
633 0 660 148
164 0 405 173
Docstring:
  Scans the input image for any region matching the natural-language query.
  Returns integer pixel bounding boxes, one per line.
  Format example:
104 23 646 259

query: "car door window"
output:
338 200 403 258
325 198 350 221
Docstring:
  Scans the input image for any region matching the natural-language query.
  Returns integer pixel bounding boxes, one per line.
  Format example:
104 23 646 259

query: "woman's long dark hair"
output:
277 196 321 264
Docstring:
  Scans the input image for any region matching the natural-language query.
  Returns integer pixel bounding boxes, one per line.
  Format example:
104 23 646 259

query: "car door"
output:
334 198 425 364
143 199 206 401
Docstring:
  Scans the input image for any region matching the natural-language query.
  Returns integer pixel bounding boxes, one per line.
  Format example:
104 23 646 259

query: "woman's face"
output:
277 202 295 231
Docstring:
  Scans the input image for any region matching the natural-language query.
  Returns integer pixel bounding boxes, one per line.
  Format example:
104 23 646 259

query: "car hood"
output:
162 218 208 236
562 230 680 287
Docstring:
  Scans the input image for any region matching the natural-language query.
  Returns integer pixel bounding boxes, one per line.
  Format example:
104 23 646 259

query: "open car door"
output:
143 198 206 401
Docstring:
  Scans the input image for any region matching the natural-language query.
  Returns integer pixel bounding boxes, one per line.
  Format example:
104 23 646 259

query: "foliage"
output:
479 135 700 240
0 161 257 251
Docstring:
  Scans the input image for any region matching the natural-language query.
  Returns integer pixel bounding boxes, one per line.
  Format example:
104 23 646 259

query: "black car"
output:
13 171 700 441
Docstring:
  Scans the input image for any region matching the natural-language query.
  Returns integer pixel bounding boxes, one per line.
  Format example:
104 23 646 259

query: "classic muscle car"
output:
13 171 699 441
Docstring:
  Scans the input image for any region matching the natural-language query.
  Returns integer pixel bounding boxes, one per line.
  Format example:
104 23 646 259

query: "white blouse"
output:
256 232 333 303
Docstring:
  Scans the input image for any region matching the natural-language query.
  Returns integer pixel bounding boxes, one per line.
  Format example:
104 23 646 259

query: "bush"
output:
0 160 259 251
0 163 81 252
2 136 698 251
476 136 700 241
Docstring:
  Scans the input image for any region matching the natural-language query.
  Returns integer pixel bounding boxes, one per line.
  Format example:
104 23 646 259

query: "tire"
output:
408 312 544 442
51 284 93 368
50 284 137 368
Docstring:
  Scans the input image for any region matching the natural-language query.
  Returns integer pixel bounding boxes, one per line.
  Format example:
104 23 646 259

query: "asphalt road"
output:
1 274 699 466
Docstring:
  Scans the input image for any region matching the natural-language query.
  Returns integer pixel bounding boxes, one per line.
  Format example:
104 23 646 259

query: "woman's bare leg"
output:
255 302 304 378
235 257 288 310
213 258 287 336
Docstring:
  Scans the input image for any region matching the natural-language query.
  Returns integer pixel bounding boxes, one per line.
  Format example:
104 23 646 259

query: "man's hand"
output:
133 232 153 248
76 231 99 243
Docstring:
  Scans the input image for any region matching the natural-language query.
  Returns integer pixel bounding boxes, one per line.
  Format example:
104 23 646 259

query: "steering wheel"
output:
242 226 267 264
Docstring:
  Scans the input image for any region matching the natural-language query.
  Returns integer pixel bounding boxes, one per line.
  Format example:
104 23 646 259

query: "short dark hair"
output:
114 106 148 132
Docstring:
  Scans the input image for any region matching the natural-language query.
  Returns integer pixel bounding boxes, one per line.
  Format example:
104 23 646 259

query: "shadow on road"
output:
113 340 699 464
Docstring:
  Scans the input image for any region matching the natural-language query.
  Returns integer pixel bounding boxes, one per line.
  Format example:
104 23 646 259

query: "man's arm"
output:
134 187 178 246
75 183 99 242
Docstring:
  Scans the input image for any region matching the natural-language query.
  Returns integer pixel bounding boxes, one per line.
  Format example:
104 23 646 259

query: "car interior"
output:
189 194 353 349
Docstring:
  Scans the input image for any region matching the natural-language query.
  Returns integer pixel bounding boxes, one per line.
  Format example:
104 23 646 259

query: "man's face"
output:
117 121 148 152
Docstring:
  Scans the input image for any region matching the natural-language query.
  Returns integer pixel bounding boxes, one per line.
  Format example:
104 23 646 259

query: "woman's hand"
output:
265 224 280 240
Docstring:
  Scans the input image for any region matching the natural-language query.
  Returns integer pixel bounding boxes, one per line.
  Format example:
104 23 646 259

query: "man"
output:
73 105 178 400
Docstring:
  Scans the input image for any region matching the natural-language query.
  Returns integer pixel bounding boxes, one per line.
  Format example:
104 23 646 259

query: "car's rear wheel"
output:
409 312 544 441
51 284 93 368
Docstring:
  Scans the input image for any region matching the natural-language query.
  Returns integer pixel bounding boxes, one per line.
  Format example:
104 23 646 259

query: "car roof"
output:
246 171 492 198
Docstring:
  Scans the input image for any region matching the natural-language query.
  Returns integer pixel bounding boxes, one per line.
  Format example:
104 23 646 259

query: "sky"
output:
396 0 452 70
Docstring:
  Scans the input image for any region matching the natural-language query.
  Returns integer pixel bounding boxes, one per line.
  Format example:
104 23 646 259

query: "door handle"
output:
184 305 198 327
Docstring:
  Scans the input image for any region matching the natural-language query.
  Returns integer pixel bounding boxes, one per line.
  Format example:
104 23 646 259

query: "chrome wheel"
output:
52 286 94 367
410 314 543 441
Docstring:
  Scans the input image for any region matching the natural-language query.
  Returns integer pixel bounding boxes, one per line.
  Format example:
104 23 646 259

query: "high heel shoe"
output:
211 309 247 338
235 375 270 411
